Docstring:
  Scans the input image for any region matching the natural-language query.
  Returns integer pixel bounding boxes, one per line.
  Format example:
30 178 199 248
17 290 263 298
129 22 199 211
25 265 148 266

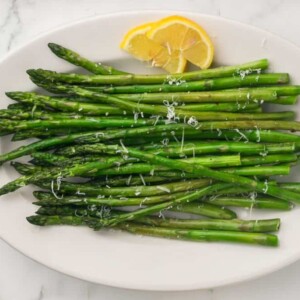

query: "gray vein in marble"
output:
6 0 21 51
0 0 15 31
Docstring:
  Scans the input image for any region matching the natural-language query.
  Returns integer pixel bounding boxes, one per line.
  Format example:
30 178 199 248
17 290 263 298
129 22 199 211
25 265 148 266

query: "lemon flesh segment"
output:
148 23 188 50
151 49 186 73
147 15 214 69
120 22 187 73
120 23 162 61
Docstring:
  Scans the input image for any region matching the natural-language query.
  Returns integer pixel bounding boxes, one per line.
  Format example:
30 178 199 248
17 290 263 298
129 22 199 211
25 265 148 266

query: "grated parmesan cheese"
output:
51 180 63 199
156 186 171 193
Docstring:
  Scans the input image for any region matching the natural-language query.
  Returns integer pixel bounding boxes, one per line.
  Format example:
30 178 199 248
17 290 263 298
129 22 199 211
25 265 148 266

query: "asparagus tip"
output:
26 215 46 226
26 69 37 77
5 91 17 99
48 42 64 54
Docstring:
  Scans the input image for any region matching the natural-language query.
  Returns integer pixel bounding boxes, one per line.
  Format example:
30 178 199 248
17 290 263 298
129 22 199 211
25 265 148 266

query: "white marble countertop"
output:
1 0 300 299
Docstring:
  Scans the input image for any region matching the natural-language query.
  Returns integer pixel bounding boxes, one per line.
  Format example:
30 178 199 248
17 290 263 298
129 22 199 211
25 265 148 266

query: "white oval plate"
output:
1 11 300 291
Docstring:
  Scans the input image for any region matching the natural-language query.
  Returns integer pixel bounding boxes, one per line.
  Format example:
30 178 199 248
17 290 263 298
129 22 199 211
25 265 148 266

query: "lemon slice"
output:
147 15 214 69
120 22 187 73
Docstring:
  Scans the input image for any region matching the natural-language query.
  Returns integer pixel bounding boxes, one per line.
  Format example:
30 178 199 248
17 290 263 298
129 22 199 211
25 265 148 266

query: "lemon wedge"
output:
147 15 214 69
120 22 187 73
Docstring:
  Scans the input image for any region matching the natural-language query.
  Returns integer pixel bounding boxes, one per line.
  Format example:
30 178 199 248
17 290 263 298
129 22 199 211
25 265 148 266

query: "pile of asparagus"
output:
2 43 300 247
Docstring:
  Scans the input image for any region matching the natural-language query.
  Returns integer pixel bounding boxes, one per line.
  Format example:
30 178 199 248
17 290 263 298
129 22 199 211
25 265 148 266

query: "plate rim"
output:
1 10 300 291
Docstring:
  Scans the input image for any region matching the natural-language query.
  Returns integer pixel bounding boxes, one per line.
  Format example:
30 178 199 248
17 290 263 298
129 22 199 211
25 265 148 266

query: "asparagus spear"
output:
135 216 280 232
11 128 86 141
276 96 298 105
171 202 237 219
28 69 289 91
35 201 237 219
100 74 289 93
12 152 242 176
3 116 300 137
28 59 269 84
33 205 279 232
0 116 169 133
85 163 292 177
145 142 296 157
6 92 126 115
10 126 300 144
158 164 291 177
118 223 278 247
83 89 287 104
12 153 294 178
48 43 128 75
205 196 293 210
26 215 278 246
53 141 295 157
0 109 86 120
33 190 190 206
36 142 295 163
6 91 262 114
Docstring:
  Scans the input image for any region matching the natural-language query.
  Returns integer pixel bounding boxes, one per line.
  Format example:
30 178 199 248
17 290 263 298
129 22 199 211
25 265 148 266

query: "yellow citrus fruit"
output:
120 22 187 73
147 15 214 69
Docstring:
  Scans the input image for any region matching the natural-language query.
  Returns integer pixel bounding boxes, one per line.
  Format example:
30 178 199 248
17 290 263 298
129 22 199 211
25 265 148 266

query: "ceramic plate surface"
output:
0 11 300 291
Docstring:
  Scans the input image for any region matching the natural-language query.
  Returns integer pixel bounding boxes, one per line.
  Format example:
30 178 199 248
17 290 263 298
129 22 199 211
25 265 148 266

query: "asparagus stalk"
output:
276 96 298 105
170 202 237 219
6 91 263 114
240 154 297 166
12 152 242 176
11 128 86 141
7 103 31 110
6 92 126 116
3 116 300 136
135 216 280 232
48 43 128 75
146 142 296 157
29 69 289 91
205 196 293 210
28 59 269 84
90 164 291 177
35 201 237 219
33 190 190 206
279 183 300 192
33 206 280 232
118 223 279 247
9 126 300 144
26 215 278 246
101 89 285 104
99 74 289 93
0 109 86 120
0 117 169 133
